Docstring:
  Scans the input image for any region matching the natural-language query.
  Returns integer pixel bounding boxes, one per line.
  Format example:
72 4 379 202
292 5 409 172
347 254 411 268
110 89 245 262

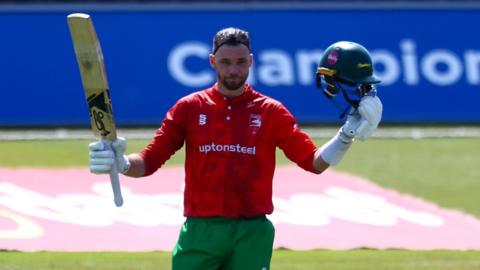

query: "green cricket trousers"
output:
172 215 275 270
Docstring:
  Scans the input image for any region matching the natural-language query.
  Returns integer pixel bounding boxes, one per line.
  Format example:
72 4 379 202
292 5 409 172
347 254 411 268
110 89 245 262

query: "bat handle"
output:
109 171 124 207
103 139 124 207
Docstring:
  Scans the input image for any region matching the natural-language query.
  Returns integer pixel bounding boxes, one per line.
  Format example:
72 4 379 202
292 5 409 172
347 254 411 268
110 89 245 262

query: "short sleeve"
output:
273 103 319 173
139 98 187 176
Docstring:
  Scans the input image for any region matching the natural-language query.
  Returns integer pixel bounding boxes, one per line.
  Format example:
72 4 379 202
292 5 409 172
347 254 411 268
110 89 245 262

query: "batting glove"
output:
89 137 130 174
355 95 383 141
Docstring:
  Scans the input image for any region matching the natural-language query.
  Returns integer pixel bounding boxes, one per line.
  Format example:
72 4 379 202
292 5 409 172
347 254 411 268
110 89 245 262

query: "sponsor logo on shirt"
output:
198 114 207 125
199 143 256 155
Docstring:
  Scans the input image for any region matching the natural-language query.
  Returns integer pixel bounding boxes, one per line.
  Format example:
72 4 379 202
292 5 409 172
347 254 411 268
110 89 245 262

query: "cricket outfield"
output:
0 133 479 269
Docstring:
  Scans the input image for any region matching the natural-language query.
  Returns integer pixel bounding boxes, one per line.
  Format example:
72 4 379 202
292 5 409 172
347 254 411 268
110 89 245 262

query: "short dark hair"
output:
212 27 251 54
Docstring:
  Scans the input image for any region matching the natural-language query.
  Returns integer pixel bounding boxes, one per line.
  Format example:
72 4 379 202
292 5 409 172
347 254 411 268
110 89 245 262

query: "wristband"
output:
319 130 353 166
119 155 131 174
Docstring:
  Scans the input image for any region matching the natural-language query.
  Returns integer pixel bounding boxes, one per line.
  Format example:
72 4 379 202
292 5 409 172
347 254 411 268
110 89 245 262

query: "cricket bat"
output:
67 13 124 207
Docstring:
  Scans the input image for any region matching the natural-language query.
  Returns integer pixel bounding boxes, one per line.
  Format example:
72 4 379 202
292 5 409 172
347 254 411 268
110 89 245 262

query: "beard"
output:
218 72 248 91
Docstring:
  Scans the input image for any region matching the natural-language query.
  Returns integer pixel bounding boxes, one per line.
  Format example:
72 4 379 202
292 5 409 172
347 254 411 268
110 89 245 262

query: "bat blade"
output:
67 13 116 141
68 13 123 207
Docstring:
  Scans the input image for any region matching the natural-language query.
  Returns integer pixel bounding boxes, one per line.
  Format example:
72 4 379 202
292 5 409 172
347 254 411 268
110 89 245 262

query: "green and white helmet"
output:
317 41 380 85
316 41 380 109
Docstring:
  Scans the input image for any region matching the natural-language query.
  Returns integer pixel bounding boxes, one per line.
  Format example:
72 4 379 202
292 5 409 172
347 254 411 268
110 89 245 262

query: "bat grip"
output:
109 171 124 207
103 139 124 207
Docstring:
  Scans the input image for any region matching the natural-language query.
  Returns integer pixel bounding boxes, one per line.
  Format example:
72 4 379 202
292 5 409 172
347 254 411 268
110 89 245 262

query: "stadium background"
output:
1 0 480 127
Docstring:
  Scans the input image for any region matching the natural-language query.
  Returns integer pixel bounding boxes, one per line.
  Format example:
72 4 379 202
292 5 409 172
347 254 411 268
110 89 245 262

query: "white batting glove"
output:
338 95 382 142
89 137 130 174
320 94 382 165
355 95 383 141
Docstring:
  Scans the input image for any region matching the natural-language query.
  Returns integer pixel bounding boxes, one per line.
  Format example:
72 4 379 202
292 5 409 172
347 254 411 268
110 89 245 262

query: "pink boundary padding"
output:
1 167 480 251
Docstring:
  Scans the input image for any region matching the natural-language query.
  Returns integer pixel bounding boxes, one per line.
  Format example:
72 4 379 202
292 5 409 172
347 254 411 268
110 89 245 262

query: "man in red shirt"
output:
89 28 382 270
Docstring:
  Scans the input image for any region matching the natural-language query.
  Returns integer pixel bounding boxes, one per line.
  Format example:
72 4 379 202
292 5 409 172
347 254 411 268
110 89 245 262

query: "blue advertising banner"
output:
1 7 479 126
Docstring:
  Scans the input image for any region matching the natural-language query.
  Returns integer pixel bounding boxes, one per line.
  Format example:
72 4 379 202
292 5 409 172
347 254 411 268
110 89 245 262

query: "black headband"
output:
213 39 250 54
212 28 251 54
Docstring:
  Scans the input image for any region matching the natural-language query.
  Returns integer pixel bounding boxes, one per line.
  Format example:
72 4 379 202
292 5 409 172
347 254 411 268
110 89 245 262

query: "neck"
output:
216 83 246 98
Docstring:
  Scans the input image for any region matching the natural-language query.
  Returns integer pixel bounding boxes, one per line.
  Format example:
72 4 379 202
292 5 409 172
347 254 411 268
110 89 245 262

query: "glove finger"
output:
355 119 370 138
369 96 383 116
358 105 370 122
112 137 127 155
90 157 114 165
375 100 383 118
112 137 126 147
358 126 376 141
359 99 381 124
90 164 113 174
364 105 378 124
358 99 374 119
90 150 114 159
89 141 105 151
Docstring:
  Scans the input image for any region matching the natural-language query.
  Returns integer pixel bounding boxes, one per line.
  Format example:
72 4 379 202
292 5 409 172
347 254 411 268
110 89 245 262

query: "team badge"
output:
249 114 262 134
327 50 339 65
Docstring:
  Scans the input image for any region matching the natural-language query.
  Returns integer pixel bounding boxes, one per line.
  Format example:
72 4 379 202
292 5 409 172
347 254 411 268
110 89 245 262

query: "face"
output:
210 44 252 93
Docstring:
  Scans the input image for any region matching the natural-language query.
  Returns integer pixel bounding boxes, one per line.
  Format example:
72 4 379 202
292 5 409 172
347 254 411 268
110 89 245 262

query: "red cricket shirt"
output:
140 84 319 218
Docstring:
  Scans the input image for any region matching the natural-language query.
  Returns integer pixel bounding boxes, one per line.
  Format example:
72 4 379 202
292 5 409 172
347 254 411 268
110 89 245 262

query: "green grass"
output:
336 138 480 218
1 250 480 270
0 140 151 168
1 137 480 269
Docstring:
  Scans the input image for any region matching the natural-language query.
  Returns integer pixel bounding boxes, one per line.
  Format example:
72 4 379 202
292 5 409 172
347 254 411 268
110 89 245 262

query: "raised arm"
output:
313 94 383 172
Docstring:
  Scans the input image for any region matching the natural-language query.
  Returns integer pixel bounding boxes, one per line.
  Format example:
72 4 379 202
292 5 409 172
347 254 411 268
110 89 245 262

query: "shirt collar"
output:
209 83 253 105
